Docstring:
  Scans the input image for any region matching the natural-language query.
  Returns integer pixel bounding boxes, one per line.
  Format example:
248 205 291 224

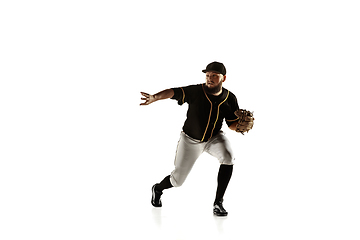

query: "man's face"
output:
205 71 226 94
205 72 223 87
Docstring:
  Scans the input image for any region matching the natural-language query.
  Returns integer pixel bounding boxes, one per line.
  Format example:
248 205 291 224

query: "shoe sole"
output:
213 208 228 217
213 211 228 217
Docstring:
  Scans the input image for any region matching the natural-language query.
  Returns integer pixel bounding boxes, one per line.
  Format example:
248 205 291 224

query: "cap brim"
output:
202 69 222 74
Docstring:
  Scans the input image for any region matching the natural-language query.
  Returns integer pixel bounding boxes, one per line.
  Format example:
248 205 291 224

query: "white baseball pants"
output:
170 131 234 187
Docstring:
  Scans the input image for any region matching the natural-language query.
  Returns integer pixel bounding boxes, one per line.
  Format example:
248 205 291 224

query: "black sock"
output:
215 164 233 204
156 175 173 192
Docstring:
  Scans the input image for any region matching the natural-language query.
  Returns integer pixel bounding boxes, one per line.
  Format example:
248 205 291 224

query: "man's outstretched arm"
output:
140 89 174 106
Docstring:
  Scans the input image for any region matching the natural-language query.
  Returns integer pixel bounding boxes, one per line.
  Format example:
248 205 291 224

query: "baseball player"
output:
140 62 253 216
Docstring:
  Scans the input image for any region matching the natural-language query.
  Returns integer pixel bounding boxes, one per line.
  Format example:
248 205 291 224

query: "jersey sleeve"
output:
171 87 186 105
225 93 240 127
171 85 199 105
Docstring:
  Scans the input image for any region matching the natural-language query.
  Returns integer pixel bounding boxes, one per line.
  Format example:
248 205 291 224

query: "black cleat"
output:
213 199 228 217
151 184 163 207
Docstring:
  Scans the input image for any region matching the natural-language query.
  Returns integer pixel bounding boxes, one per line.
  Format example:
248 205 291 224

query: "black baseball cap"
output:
202 61 226 75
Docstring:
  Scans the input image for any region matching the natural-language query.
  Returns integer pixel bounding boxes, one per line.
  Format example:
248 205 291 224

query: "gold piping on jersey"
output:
201 85 213 142
226 117 239 122
180 87 185 105
210 90 230 138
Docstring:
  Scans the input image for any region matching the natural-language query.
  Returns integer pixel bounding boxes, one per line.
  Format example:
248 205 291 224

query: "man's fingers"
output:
140 100 149 106
140 92 150 106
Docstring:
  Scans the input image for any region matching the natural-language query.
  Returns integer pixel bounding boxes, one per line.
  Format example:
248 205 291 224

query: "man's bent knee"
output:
219 151 235 165
170 174 186 187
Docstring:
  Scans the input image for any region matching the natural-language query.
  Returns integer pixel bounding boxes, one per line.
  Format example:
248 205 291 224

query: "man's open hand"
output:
140 92 157 105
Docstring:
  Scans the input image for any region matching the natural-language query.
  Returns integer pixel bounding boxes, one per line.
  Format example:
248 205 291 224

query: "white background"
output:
1 0 359 239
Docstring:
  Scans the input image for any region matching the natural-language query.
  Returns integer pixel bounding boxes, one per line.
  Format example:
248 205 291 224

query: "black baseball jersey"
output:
171 84 240 142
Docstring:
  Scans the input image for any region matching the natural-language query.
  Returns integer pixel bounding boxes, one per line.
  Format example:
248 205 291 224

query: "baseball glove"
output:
234 109 255 134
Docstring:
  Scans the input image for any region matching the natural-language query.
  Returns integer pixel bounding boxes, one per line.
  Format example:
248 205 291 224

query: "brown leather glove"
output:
234 109 255 135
